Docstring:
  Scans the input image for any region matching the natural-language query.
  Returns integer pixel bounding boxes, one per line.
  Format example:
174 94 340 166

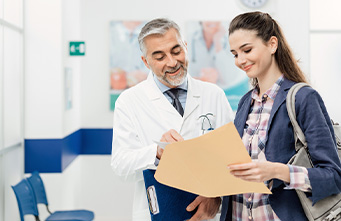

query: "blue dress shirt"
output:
153 74 188 110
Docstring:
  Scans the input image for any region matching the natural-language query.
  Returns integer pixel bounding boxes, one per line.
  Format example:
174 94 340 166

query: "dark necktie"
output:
165 88 184 116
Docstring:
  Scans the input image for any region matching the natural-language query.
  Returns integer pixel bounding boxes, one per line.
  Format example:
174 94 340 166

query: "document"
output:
154 122 271 197
153 140 170 150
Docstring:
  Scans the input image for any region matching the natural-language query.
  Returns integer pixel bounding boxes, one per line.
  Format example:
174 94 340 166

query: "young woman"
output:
220 12 341 221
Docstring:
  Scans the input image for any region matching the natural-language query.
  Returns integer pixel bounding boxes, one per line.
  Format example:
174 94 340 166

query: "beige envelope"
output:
154 122 271 197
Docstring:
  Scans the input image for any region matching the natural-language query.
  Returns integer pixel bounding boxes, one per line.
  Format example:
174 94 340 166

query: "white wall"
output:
62 0 82 135
25 0 64 139
78 156 134 221
25 0 82 139
277 1 310 75
310 0 341 122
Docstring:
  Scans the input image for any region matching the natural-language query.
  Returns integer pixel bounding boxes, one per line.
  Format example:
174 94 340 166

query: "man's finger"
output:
162 133 175 142
156 146 164 159
186 196 202 212
160 129 184 143
169 129 184 141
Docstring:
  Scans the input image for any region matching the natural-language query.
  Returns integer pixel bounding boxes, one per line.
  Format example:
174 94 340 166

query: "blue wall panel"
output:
81 129 112 154
62 130 82 171
25 129 113 173
25 139 63 173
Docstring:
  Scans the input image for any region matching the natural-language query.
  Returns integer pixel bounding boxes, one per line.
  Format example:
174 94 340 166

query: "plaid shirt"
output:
232 75 312 221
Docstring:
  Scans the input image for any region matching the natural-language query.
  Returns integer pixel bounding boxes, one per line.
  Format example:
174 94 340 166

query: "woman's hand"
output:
228 161 290 183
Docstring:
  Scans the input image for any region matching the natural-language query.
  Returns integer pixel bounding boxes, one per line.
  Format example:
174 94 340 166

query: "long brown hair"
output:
229 12 307 86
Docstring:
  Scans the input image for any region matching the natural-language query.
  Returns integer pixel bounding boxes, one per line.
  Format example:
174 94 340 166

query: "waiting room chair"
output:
12 179 40 221
26 171 94 221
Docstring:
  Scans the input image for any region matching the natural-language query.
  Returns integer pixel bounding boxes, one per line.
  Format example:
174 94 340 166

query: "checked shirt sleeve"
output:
284 165 312 192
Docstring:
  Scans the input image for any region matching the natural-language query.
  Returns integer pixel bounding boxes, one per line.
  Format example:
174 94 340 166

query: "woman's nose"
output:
236 55 246 66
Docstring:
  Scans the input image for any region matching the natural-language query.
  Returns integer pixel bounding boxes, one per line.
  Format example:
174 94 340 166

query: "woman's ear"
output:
269 36 278 54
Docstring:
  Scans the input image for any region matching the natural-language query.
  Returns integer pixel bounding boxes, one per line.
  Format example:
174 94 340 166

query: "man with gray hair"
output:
111 18 234 220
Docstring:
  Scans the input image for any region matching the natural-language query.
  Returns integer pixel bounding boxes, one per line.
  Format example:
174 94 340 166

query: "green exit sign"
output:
69 41 85 56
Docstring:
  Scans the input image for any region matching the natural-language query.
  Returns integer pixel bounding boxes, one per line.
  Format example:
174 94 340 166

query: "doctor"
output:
111 18 234 221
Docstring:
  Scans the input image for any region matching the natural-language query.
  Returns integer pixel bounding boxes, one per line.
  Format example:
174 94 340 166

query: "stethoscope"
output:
198 113 214 134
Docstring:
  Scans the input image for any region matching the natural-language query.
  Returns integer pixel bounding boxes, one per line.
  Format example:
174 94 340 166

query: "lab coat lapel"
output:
183 75 200 121
144 72 183 130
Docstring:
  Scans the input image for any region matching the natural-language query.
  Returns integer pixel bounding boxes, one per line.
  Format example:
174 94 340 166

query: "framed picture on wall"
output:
109 21 149 111
186 21 249 110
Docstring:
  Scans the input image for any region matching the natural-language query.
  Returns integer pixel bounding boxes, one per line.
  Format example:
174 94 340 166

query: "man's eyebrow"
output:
171 44 181 50
151 44 181 56
151 51 163 56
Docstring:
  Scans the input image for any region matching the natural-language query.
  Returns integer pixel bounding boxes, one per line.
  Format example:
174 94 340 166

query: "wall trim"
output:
25 128 112 173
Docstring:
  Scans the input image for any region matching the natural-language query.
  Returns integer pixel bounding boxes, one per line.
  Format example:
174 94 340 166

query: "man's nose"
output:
165 54 177 67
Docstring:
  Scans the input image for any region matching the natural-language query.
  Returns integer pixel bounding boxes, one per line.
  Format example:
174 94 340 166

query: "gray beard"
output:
158 67 187 87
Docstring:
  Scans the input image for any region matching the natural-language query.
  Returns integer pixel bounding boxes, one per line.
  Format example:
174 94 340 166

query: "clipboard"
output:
143 169 197 221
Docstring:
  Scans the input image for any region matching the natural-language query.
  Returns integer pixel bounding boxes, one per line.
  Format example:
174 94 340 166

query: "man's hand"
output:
156 129 184 159
160 129 184 143
156 146 164 160
186 196 221 221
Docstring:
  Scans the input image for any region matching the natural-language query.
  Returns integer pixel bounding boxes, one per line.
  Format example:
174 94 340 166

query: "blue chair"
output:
12 179 40 221
27 171 94 221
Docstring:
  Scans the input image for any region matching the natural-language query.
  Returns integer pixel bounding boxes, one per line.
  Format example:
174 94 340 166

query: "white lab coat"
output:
111 72 234 220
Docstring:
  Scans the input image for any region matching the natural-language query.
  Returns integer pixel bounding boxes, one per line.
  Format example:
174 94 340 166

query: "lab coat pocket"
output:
198 113 216 135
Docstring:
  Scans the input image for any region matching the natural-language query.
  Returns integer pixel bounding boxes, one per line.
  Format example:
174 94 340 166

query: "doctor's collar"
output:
152 73 188 94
